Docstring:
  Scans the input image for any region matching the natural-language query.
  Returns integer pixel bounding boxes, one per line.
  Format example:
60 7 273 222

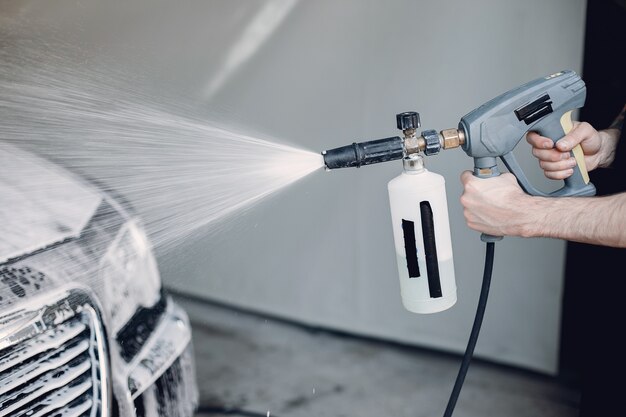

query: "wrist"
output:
508 194 545 238
597 128 621 168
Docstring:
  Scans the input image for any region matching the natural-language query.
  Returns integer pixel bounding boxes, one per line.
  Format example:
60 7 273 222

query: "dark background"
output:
559 0 626 412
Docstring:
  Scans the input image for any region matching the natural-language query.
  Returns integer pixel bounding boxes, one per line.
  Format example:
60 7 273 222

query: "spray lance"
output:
321 70 594 416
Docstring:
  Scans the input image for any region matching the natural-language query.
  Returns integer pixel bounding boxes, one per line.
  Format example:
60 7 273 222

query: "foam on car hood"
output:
0 142 102 263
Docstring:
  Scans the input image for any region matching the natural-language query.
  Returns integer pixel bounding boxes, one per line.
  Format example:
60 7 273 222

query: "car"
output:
0 141 198 417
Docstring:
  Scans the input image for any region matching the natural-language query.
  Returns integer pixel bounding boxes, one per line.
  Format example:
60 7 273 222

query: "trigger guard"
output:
549 182 597 197
499 152 596 197
499 152 548 196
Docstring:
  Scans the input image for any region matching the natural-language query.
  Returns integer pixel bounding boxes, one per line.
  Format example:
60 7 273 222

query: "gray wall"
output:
3 0 587 374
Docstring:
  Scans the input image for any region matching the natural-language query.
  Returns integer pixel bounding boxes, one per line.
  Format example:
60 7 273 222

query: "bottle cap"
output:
403 154 425 173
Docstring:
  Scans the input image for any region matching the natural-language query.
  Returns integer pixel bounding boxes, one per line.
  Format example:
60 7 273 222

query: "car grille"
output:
0 288 109 417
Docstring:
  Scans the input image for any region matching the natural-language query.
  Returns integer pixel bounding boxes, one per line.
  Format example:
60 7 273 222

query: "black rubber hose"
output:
443 241 495 417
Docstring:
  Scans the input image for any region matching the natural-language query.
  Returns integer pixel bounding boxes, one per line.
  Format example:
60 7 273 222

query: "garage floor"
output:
170 292 581 417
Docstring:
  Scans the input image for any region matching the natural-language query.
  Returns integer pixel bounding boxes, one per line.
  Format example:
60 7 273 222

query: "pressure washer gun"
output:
322 70 594 314
323 69 594 195
322 71 595 417
322 70 594 416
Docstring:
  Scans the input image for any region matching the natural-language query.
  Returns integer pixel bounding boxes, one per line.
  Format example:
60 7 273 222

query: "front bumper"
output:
133 343 197 417
116 297 198 417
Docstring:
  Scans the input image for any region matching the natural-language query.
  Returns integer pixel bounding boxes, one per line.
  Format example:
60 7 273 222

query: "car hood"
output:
0 142 102 263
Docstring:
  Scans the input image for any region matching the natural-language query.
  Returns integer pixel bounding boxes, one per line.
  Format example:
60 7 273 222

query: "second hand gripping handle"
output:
534 110 596 197
501 110 596 198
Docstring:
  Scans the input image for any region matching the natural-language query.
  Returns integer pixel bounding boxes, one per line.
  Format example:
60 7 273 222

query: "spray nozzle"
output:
321 111 465 170
322 136 405 169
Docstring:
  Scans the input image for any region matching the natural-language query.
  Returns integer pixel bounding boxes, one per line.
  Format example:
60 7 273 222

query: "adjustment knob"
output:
396 112 421 130
421 129 441 155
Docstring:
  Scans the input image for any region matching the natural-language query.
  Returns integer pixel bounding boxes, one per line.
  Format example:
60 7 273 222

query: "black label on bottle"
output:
401 219 421 278
420 201 442 298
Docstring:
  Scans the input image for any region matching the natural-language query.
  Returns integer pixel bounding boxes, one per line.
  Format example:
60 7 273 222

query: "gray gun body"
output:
459 70 596 197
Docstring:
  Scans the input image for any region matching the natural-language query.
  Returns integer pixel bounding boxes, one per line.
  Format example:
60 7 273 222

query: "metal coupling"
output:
440 128 465 150
404 133 425 156
421 129 441 155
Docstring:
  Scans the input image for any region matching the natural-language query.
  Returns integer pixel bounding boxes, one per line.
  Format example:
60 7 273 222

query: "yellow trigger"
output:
560 111 590 184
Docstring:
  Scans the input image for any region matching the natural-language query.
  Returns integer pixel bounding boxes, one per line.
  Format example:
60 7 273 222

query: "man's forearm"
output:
526 193 626 248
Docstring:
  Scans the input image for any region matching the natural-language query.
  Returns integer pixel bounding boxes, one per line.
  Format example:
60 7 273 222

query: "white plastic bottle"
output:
387 155 457 314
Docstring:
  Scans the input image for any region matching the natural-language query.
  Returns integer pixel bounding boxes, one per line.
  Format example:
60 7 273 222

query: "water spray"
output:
321 70 595 416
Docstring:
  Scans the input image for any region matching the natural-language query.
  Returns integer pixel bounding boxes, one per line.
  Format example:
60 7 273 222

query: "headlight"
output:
99 219 161 334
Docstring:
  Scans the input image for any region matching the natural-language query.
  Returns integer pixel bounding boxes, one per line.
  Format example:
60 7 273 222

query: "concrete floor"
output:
170 293 581 417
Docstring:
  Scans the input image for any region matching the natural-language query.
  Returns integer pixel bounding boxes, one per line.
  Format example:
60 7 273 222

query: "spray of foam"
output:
0 43 324 253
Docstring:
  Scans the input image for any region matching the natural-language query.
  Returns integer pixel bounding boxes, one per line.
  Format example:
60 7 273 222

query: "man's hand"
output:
459 172 535 237
459 115 626 246
526 122 619 180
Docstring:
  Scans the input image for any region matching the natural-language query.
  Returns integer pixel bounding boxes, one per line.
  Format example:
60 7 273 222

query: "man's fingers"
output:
460 170 474 185
526 131 553 149
528 127 581 180
543 168 574 180
556 121 593 151
538 157 577 172
531 146 568 162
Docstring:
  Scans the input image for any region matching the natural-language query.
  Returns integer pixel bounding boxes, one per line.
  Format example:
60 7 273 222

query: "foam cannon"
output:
323 111 464 314
322 111 465 170
321 70 596 416
321 70 595 315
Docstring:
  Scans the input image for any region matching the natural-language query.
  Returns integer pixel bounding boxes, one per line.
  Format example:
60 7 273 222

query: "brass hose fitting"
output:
440 128 465 150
